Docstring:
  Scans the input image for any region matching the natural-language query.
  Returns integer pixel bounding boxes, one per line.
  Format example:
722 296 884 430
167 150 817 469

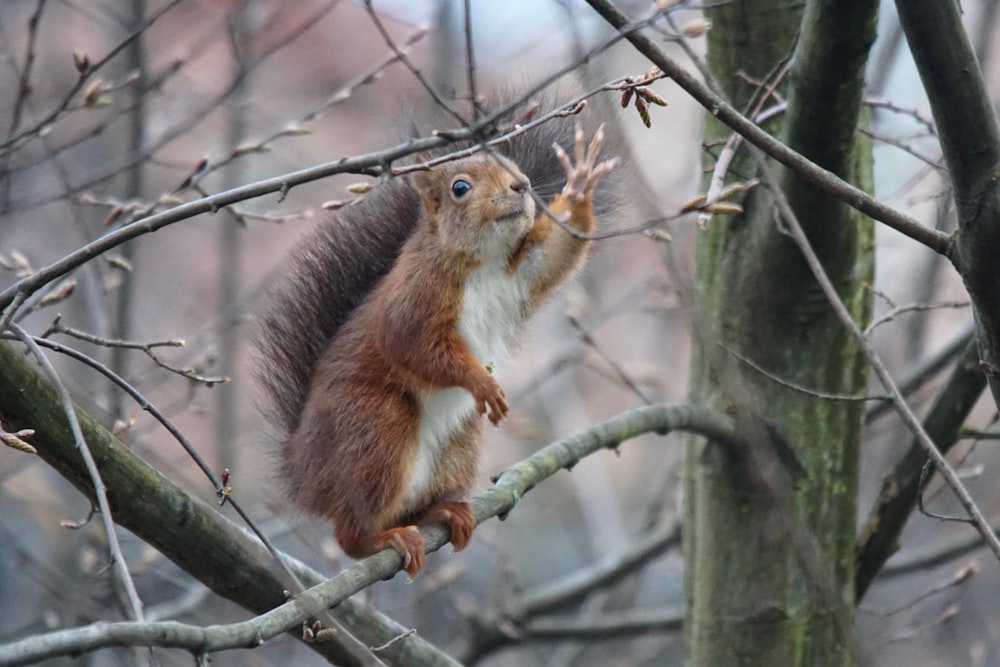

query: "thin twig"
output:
362 0 465 125
699 104 786 228
568 314 654 404
371 629 417 653
866 97 937 134
865 320 974 423
5 0 48 139
662 7 793 231
864 562 973 616
0 0 50 211
883 605 960 645
5 0 340 215
462 0 480 119
44 316 229 385
14 334 218 487
865 300 969 336
0 0 184 156
181 10 421 192
720 343 891 403
859 127 944 171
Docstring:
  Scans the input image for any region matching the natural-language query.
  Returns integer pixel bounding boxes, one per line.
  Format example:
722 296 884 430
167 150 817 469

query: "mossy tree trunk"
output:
684 0 878 664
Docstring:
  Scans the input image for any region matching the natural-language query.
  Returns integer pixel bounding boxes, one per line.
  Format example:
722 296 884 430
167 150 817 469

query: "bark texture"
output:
685 0 877 663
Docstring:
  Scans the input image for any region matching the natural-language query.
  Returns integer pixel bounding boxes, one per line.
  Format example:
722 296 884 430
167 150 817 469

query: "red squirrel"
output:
257 100 618 577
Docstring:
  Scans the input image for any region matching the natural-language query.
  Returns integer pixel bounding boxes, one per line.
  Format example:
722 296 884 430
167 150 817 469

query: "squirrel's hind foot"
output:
415 500 477 552
340 501 476 578
357 525 426 578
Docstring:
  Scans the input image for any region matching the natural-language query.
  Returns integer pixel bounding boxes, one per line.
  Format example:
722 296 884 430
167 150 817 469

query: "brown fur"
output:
263 120 616 577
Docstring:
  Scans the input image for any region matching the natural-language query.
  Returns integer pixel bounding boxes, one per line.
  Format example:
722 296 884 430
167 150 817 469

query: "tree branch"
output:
582 0 950 254
895 0 1000 411
0 81 613 318
0 339 391 666
855 336 987 598
0 336 736 665
7 323 146 623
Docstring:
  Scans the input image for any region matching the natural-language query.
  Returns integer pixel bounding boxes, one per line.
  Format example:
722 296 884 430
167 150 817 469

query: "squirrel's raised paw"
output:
555 124 619 202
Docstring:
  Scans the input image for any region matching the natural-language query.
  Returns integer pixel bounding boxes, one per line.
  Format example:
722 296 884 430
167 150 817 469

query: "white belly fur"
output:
403 261 527 504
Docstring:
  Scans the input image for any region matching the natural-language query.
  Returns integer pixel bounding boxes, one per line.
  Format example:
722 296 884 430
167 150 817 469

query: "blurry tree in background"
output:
1 1 1000 666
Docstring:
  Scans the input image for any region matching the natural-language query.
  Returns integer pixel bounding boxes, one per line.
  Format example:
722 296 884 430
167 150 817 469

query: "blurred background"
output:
0 0 997 665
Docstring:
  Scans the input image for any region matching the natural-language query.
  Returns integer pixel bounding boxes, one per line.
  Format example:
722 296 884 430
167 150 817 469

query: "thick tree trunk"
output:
684 0 877 664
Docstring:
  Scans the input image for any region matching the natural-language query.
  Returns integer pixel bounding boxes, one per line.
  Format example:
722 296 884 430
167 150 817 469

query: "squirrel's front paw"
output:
471 375 509 426
555 124 619 201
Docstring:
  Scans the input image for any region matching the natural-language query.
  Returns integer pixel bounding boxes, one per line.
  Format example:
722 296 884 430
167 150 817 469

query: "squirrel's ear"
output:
410 162 442 216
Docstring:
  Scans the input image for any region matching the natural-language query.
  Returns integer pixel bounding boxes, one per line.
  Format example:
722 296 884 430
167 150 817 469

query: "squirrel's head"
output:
411 153 535 259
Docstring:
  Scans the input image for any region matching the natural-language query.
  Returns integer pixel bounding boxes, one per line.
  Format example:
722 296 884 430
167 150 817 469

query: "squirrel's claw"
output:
553 142 572 175
583 124 605 165
592 157 620 180
366 525 426 578
416 501 477 552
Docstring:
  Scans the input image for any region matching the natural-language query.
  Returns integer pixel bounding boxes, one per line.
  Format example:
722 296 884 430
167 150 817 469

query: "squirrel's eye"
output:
451 179 472 198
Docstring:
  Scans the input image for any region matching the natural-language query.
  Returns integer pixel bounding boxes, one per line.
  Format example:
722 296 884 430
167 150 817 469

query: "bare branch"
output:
0 387 735 665
583 0 951 254
43 316 229 386
865 300 969 337
182 19 427 192
0 83 615 314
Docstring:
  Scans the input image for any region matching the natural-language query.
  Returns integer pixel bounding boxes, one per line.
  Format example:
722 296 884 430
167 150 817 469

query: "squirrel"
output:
256 95 618 577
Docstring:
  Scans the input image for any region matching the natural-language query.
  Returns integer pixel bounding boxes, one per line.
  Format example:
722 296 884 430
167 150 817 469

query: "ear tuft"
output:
411 165 441 216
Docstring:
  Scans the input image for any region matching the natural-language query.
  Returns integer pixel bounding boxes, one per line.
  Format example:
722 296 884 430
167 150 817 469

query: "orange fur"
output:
281 128 615 576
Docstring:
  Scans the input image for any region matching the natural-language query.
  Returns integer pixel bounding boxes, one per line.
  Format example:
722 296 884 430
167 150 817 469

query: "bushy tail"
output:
254 90 619 435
